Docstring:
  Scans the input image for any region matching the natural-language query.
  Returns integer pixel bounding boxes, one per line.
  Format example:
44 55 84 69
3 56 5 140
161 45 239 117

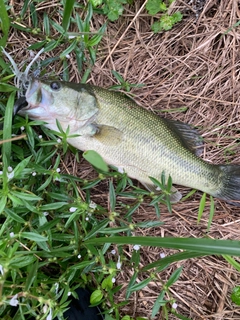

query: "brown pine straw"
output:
6 0 240 319
0 134 26 144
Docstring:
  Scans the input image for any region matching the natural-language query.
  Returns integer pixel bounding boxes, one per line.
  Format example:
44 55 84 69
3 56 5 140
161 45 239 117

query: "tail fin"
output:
216 165 240 206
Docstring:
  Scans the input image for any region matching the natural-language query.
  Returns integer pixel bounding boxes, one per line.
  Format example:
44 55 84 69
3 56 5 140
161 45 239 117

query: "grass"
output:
1 0 240 319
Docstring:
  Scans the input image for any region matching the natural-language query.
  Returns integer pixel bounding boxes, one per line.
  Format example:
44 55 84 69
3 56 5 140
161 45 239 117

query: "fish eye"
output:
50 81 61 91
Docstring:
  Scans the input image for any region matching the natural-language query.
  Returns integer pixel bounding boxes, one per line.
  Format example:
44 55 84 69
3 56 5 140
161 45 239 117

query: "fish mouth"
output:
13 79 54 119
13 79 44 116
13 96 29 116
13 91 42 116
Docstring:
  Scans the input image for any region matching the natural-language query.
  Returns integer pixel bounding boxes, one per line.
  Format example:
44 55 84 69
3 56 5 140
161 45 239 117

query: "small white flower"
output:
8 166 13 172
38 135 42 139
69 207 77 213
111 249 116 255
43 304 48 313
85 217 89 221
43 212 49 216
77 254 81 259
7 171 14 180
116 256 121 270
0 171 3 175
10 232 15 238
89 201 97 209
20 126 25 131
0 265 4 275
67 292 71 296
133 244 140 251
172 302 178 309
57 138 61 143
112 277 116 283
9 294 19 306
56 168 60 173
117 166 124 174
160 253 166 258
32 172 36 176
66 54 70 59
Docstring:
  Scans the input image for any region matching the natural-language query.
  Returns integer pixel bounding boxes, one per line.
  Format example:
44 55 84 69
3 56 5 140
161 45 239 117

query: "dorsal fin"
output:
164 118 204 156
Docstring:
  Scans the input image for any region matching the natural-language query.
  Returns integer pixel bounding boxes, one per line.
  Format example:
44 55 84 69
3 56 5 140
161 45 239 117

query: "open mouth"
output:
13 79 45 117
13 96 29 116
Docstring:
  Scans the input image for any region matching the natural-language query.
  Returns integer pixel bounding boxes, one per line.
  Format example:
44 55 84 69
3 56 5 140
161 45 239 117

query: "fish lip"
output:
13 78 42 116
13 96 29 116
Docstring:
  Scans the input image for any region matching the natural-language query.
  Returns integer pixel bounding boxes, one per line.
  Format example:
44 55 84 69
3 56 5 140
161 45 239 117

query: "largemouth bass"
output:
14 79 240 205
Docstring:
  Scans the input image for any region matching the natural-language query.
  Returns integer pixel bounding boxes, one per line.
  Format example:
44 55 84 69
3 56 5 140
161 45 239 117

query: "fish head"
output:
16 78 99 133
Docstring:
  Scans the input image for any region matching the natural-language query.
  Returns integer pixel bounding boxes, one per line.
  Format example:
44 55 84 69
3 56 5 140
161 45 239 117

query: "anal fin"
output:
142 183 182 203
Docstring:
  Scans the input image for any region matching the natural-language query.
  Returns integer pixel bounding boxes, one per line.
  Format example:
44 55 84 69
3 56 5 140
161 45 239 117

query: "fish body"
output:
16 79 240 204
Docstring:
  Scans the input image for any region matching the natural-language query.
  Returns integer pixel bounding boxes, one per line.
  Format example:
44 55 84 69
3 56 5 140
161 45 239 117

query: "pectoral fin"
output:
94 125 123 146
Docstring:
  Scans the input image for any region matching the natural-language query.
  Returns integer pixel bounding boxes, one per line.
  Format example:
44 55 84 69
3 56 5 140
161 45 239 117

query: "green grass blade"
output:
20 232 48 242
0 195 7 214
166 266 183 288
43 12 50 36
40 202 68 211
85 236 240 256
223 255 240 272
207 196 215 231
197 192 206 223
171 311 192 320
151 290 166 318
83 150 109 172
60 38 77 59
142 251 205 271
20 0 30 17
2 87 15 160
2 92 15 196
24 261 39 290
128 277 152 292
0 0 10 47
62 0 75 32
109 181 116 211
4 208 26 223
30 2 38 28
